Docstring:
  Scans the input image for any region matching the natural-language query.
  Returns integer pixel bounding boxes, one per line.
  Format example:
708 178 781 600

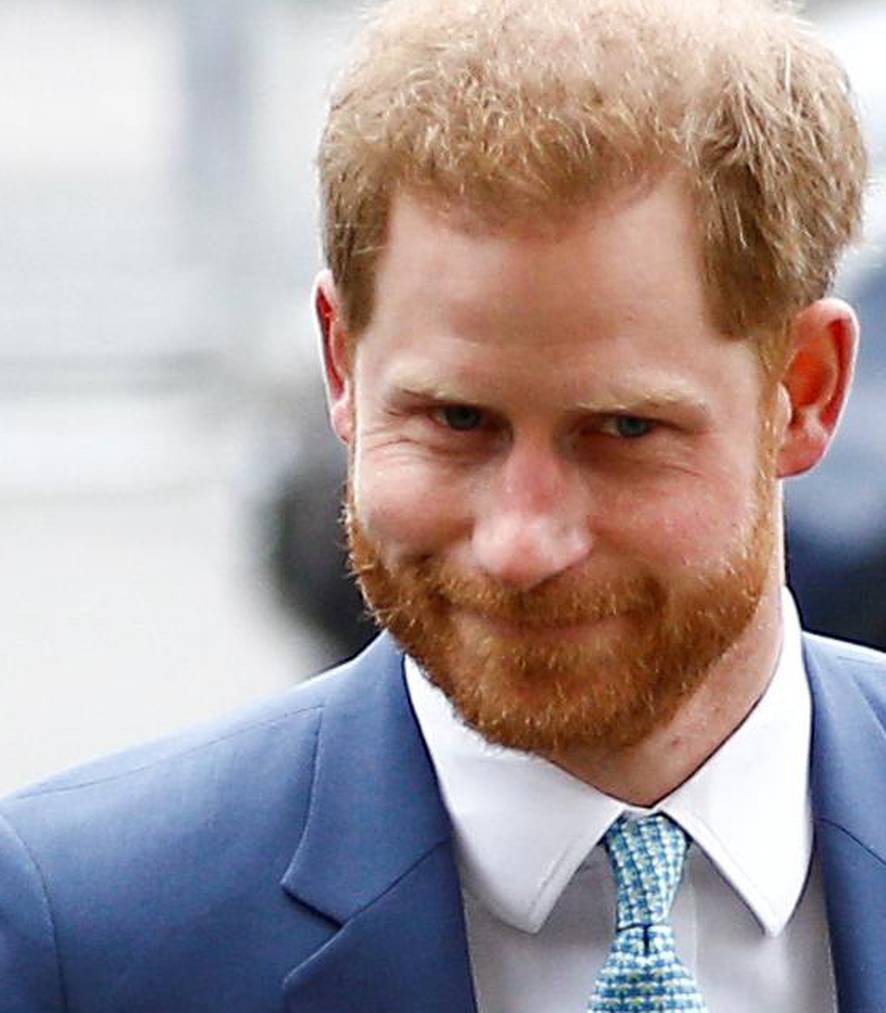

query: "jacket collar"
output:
279 631 886 1012
281 634 477 1011
804 634 886 1013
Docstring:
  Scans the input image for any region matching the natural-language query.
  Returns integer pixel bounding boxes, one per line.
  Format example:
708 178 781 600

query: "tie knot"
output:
603 814 688 931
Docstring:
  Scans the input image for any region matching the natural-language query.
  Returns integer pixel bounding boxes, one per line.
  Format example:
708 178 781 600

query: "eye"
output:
601 415 657 439
436 405 485 431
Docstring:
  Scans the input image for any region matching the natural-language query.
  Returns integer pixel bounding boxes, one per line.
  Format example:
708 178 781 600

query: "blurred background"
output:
2 0 884 793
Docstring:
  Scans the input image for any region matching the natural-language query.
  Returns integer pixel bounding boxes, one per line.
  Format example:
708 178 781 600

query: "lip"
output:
462 609 624 643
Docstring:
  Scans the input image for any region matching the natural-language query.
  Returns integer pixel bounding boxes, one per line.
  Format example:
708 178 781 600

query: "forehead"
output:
369 178 718 345
357 180 761 418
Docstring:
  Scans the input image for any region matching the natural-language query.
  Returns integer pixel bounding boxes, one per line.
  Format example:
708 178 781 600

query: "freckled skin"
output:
320 177 858 804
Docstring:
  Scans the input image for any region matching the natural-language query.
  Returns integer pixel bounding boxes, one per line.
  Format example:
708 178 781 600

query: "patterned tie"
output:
588 814 709 1013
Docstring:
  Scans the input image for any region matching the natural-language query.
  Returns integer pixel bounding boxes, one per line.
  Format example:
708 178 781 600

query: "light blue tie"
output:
588 814 709 1013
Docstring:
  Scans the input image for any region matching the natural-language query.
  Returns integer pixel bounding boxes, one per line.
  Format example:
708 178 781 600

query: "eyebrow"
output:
390 376 712 418
574 387 713 418
392 380 478 403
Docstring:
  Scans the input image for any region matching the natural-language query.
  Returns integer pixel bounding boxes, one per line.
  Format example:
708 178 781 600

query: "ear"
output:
776 298 858 478
314 269 355 446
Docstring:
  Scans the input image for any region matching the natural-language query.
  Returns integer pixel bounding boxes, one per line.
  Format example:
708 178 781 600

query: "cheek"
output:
598 469 760 568
352 451 472 560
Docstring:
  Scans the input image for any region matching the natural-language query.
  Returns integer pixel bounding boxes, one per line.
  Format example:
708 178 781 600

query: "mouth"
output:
461 609 627 644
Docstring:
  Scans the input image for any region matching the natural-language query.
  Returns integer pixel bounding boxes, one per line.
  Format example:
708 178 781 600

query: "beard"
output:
346 453 778 756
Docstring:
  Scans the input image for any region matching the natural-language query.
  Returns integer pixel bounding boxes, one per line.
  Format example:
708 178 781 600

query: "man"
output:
1 0 882 1010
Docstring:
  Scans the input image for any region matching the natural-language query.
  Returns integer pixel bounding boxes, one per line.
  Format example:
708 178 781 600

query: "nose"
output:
471 439 593 591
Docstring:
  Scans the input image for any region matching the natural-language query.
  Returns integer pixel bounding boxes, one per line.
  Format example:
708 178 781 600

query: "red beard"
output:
346 477 775 754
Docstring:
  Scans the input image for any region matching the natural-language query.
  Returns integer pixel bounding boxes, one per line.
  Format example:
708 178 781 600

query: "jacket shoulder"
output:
804 631 886 668
803 632 886 722
0 642 396 1011
4 643 381 803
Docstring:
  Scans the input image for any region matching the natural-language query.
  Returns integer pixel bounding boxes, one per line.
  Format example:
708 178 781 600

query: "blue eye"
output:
440 405 484 431
612 416 655 438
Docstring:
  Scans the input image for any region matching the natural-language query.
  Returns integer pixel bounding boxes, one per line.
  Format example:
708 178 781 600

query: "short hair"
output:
318 0 867 368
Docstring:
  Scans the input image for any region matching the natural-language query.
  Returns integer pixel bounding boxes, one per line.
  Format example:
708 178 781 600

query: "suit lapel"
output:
804 635 886 1013
279 630 886 1011
280 634 477 1012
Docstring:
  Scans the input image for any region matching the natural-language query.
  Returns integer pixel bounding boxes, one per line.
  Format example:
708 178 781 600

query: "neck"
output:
549 576 785 807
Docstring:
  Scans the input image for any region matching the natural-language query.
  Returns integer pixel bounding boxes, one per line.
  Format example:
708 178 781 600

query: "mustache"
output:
354 551 664 627
436 566 662 625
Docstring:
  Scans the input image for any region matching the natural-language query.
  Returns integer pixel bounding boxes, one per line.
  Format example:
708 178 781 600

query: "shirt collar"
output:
405 588 811 937
663 589 812 936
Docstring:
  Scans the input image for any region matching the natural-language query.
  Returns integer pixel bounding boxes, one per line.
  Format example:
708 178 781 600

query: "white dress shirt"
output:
405 590 837 1012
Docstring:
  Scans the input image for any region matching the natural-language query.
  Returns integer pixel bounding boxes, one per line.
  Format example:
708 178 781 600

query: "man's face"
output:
331 178 783 754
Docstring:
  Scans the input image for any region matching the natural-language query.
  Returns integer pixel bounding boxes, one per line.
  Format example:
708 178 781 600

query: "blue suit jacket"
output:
0 632 884 1012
